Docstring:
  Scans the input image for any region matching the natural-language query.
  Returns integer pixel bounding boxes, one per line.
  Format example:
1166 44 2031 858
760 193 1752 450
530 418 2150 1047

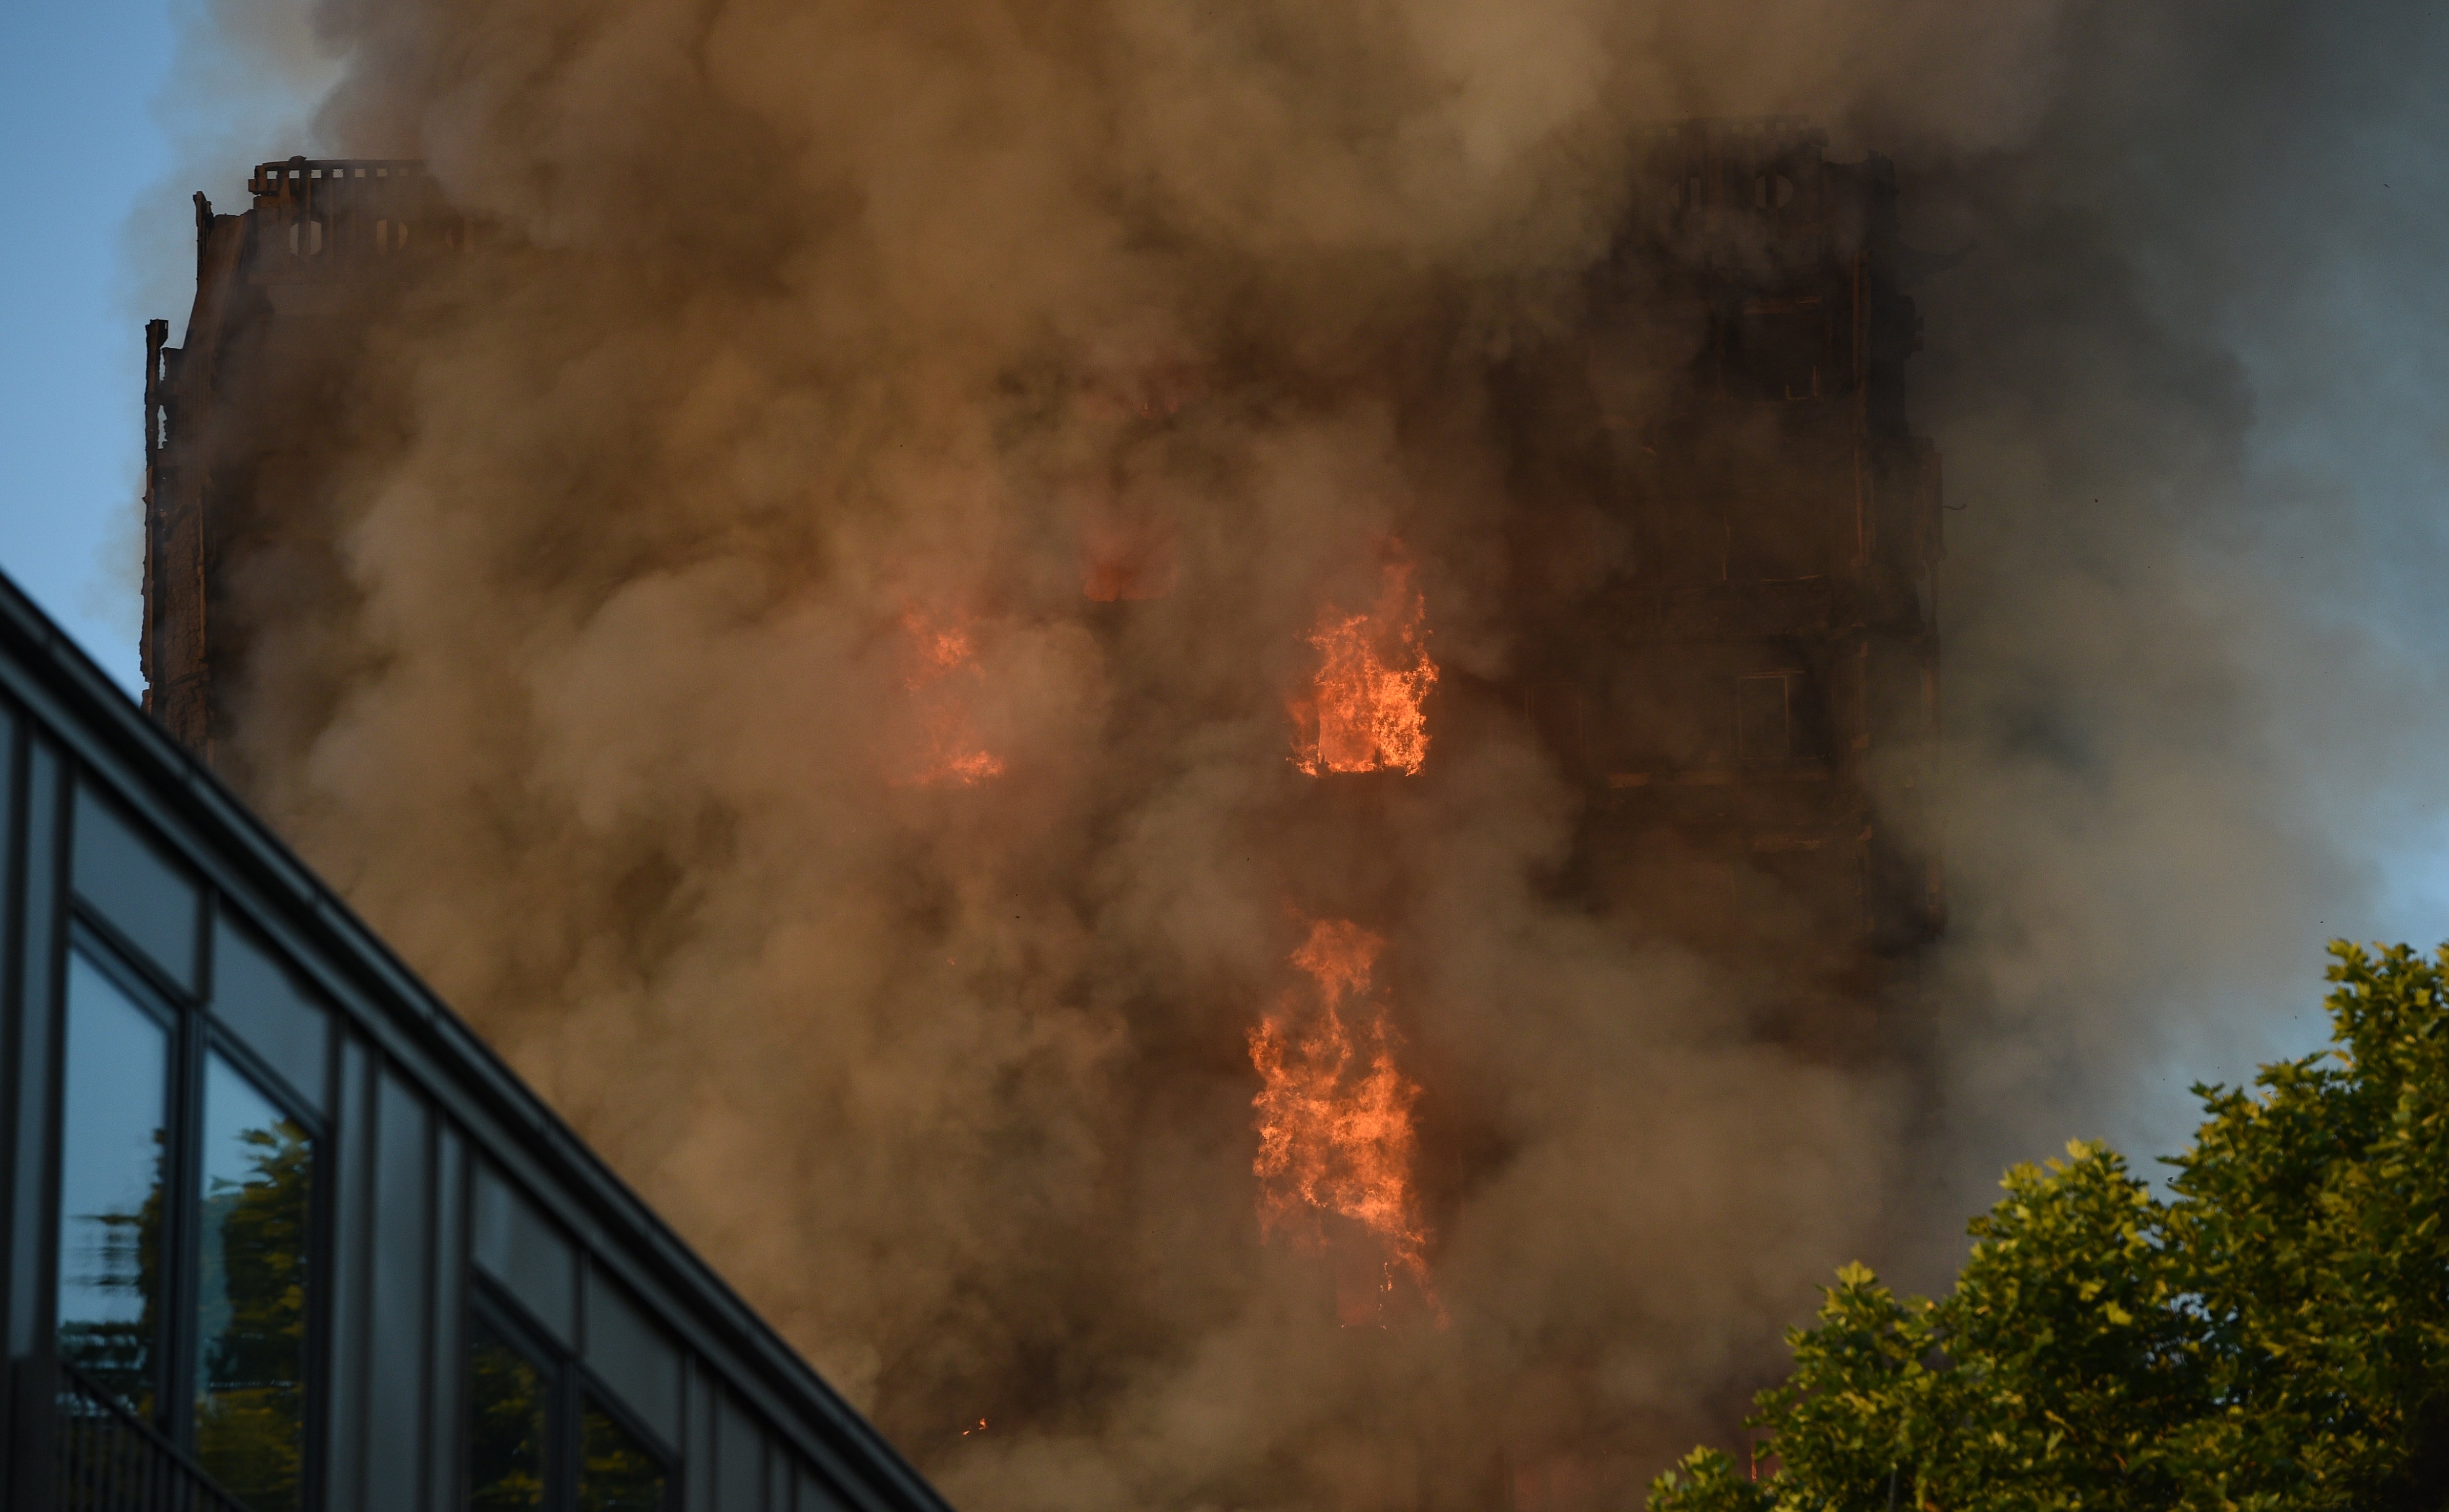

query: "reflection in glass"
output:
193 1052 314 1512
469 1316 548 1512
56 955 169 1416
580 1398 668 1512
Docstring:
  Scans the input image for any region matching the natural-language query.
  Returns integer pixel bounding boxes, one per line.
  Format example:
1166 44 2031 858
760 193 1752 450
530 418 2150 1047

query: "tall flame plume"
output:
1250 919 1437 1318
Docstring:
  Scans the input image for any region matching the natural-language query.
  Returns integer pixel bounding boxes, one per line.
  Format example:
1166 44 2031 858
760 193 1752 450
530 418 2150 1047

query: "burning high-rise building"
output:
138 115 1944 1506
146 120 1941 1039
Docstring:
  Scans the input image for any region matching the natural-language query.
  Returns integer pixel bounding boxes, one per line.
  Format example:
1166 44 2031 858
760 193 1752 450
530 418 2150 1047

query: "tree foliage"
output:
1651 942 2449 1512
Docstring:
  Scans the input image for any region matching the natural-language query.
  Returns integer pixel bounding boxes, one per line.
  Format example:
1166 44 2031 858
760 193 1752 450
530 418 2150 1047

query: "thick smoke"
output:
160 0 2449 1505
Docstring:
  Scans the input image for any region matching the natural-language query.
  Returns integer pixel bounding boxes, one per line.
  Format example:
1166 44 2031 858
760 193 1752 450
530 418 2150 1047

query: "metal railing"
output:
53 1359 255 1512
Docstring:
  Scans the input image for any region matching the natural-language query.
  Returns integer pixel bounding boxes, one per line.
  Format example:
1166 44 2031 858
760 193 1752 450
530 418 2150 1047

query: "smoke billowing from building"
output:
137 0 2449 1506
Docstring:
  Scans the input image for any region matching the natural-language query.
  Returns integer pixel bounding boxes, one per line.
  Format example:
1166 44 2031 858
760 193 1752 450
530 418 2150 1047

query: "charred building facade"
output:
144 128 1942 1033
142 158 464 763
1505 118 1945 1048
129 120 1945 1504
147 129 1944 1048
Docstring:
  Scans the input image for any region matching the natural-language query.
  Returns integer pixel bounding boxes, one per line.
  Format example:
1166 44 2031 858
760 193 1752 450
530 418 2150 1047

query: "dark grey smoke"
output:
1898 0 2449 1221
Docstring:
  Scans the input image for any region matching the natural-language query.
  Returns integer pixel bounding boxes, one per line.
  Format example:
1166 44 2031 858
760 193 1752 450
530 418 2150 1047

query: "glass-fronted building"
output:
0 567 952 1512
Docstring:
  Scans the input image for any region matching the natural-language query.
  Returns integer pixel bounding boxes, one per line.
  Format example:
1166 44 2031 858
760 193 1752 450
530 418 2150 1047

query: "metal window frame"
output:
468 1273 678 1512
60 918 333 1507
56 932 188 1433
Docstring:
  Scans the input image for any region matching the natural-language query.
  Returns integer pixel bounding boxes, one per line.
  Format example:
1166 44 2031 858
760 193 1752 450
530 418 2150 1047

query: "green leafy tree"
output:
1652 942 2449 1512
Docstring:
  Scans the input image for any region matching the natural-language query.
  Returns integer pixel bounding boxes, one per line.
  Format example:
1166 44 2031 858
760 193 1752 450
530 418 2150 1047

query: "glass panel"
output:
580 1396 668 1512
366 1072 432 1512
471 1164 575 1347
469 1315 548 1512
584 1269 680 1447
71 783 202 992
55 955 169 1417
193 1052 314 1512
325 1037 370 1504
210 916 330 1113
715 1393 763 1512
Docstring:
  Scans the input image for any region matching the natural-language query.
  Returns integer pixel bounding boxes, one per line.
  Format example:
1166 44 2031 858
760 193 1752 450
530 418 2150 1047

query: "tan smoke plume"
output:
151 0 2449 1505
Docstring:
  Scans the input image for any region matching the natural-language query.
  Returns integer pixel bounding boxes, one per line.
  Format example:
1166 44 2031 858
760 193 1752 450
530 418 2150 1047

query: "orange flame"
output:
1250 919 1437 1319
1294 559 1437 775
897 610 1006 787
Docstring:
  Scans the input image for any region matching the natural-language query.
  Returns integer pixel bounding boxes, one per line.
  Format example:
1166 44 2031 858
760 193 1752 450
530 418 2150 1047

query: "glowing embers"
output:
897 610 1005 787
1293 558 1437 776
1080 514 1178 603
1250 919 1439 1325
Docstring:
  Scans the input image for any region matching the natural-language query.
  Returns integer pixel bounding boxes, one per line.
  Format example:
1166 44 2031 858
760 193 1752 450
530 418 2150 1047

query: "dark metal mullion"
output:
413 1087 442 1512
0 707 26 1496
16 741 68 1341
301 1026 338 1512
431 1127 470 1512
2 730 66 1512
571 1247 590 1512
554 1328 584 1512
160 922 209 1450
326 1037 375 1509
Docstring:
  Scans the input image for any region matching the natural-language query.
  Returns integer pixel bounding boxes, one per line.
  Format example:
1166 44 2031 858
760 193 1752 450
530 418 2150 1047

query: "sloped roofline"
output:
0 563 956 1512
